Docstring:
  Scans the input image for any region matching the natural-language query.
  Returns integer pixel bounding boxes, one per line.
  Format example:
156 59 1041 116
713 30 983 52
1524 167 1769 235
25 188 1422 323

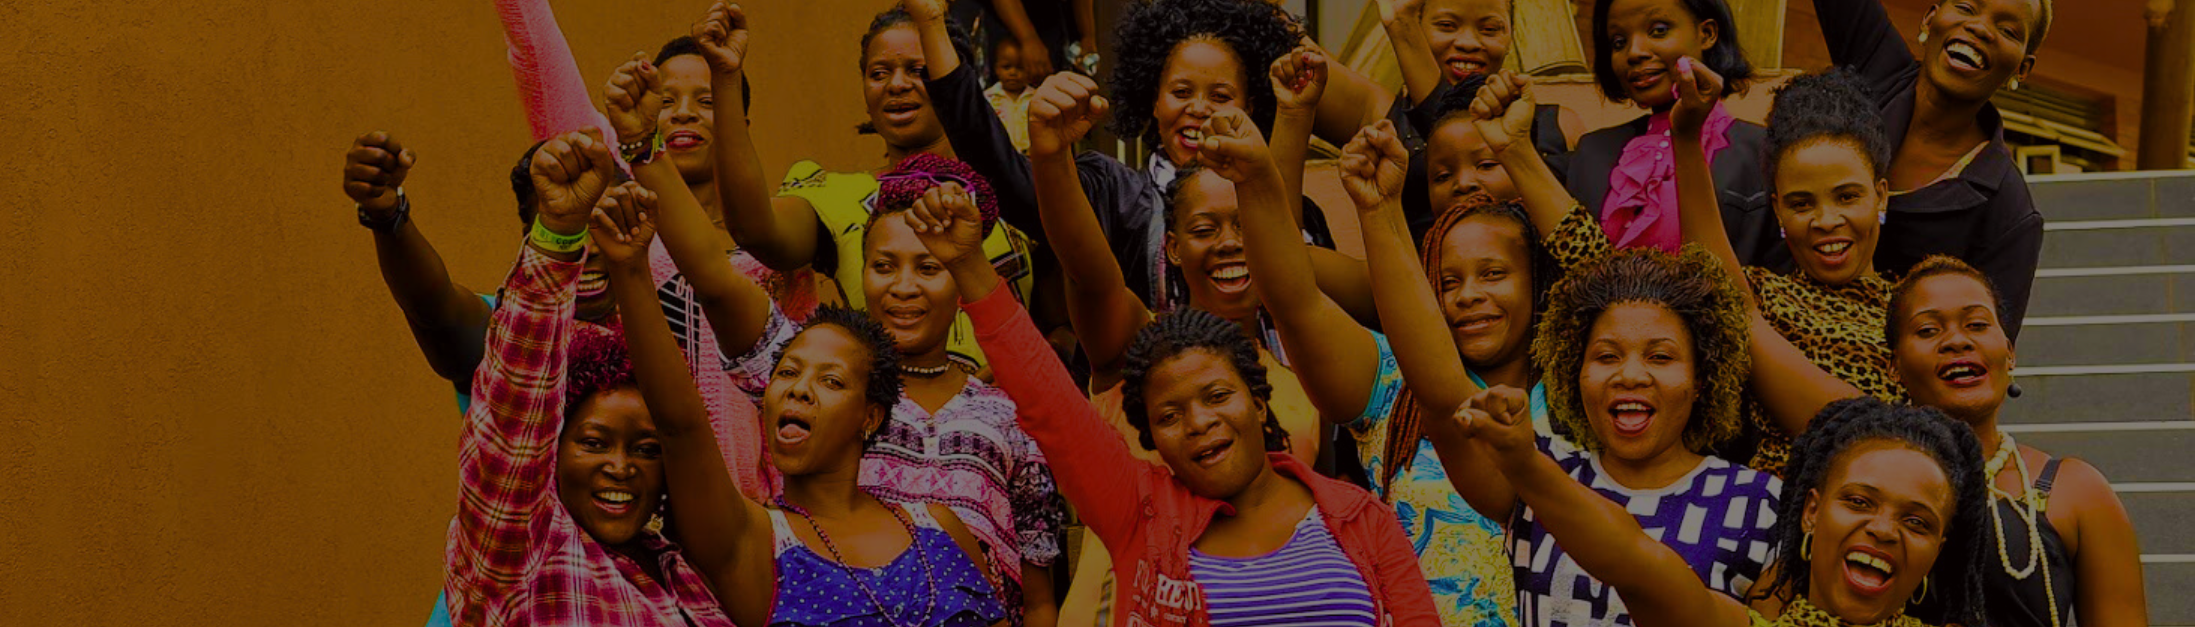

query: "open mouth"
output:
1627 67 1668 93
1944 40 1988 73
882 101 924 122
1191 437 1235 468
577 268 610 300
1451 312 1502 336
1812 238 1855 267
594 489 637 516
1445 55 1489 81
1936 359 1988 387
665 129 706 152
1609 399 1655 437
1208 261 1250 293
776 414 813 446
1175 126 1205 156
1842 546 1897 596
882 304 928 328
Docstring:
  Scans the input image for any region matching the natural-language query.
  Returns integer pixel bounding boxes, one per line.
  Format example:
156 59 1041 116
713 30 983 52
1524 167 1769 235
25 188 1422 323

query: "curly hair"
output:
564 320 637 418
657 36 752 116
854 8 976 136
1120 308 1291 453
1379 197 1556 495
1762 397 1990 627
1765 68 1890 186
772 305 905 416
1886 255 2007 341
1531 246 1750 454
1589 0 1753 103
1106 0 1305 142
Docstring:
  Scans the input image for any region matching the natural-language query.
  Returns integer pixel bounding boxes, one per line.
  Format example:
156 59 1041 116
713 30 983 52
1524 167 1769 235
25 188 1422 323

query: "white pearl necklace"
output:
1983 431 2062 627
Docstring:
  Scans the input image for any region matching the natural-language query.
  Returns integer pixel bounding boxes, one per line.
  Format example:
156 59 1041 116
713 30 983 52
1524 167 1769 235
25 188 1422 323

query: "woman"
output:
1560 0 1787 271
602 57 1065 625
896 169 1441 627
441 130 736 627
1887 256 2149 627
592 157 1006 627
1455 391 1991 627
1813 0 2048 340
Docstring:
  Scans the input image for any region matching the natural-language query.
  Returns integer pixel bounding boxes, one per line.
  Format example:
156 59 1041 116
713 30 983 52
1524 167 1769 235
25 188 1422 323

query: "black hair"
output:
655 36 752 116
511 140 548 228
1886 255 2009 341
1429 72 1495 129
772 305 905 426
1765 68 1891 185
1160 163 1215 233
1106 0 1305 142
1120 308 1290 453
1763 397 1990 627
1589 0 1753 103
1532 246 1750 454
853 8 976 135
1936 0 2053 54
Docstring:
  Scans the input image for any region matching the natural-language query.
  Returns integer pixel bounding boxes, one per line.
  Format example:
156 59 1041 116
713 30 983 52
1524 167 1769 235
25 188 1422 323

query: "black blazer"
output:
1560 116 1795 272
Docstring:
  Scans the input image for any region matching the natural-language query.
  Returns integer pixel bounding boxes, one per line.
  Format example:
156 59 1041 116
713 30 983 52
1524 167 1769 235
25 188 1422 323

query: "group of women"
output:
338 0 2152 625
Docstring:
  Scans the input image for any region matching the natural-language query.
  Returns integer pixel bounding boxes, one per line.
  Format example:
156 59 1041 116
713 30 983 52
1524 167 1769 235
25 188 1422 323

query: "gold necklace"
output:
1983 431 2062 627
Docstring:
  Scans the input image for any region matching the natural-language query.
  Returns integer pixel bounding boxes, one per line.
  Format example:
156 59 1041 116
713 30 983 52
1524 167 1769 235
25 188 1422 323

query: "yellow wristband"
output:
529 219 588 254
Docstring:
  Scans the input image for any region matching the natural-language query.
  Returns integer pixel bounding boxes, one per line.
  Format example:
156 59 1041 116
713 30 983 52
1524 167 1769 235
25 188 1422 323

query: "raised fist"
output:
604 52 663 142
902 0 948 24
1469 70 1537 156
1669 56 1724 138
1194 109 1273 184
528 127 618 235
1269 41 1328 113
1338 119 1410 211
1450 385 1535 457
692 1 752 77
1027 72 1109 159
903 182 984 270
343 131 416 213
589 182 659 269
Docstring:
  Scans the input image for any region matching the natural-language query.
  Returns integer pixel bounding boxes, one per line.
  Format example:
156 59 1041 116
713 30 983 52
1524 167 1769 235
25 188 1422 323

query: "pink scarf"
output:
1598 103 1736 253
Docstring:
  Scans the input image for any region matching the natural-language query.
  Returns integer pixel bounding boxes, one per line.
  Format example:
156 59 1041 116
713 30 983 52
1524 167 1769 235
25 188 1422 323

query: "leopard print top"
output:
1741 267 1903 477
1751 596 1931 627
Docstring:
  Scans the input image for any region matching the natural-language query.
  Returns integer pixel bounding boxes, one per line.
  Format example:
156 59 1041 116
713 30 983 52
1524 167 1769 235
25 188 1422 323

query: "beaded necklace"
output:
1982 431 2062 627
777 493 940 627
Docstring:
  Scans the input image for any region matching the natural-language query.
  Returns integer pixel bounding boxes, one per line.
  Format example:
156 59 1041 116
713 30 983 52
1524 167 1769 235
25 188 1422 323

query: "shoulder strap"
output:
902 502 945 530
766 509 801 553
2034 457 2063 511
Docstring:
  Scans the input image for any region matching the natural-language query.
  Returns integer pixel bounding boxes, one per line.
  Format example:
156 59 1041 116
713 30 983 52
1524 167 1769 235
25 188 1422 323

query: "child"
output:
986 38 1036 154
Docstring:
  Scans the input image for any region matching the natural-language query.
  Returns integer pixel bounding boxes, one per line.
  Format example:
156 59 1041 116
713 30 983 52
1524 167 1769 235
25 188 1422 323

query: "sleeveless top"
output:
1188 506 1380 627
1980 458 2076 627
766 505 1006 627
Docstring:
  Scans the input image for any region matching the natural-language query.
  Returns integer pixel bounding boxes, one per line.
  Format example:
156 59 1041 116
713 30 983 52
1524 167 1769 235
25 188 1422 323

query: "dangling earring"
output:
1918 31 1929 44
1778 226 1787 240
1880 211 1889 225
1910 576 1931 605
1800 530 1813 561
2009 79 2023 90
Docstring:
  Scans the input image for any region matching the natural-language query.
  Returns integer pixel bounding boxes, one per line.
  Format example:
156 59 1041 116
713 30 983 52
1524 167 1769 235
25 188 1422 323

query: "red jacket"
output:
964 284 1440 627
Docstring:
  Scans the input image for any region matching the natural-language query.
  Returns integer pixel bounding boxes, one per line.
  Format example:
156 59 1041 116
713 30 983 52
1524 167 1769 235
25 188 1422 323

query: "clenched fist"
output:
529 127 619 236
604 52 663 142
1027 72 1109 159
1338 119 1410 212
343 131 416 213
1469 70 1537 157
692 1 752 77
1193 109 1274 184
589 182 660 269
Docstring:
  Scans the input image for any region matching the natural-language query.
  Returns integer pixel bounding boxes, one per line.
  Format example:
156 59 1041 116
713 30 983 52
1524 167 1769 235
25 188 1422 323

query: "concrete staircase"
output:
2010 170 2195 624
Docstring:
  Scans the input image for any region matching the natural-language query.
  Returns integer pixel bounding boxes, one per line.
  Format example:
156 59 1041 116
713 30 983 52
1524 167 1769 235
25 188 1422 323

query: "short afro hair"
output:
1106 0 1306 142
1532 246 1750 454
1120 308 1290 453
773 305 905 414
656 35 752 116
564 320 636 419
1765 68 1891 186
1885 255 2007 342
1589 0 1753 103
1763 397 1990 627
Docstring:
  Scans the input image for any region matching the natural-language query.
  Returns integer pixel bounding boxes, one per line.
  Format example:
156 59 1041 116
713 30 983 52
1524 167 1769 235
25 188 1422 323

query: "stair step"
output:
1996 371 2194 424
2004 427 2195 484
2030 171 2195 221
2026 272 2195 317
2016 319 2193 364
2146 560 2195 625
2123 490 2195 555
2039 221 2195 268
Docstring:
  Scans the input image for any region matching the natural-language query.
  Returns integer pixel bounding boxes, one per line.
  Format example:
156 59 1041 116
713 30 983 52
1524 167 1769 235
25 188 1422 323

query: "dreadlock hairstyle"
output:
853 8 977 136
1886 255 2007 341
657 35 753 116
1764 68 1891 186
1106 0 1306 144
1377 196 1557 497
1589 0 1753 103
1531 246 1749 454
1762 397 1990 627
1120 308 1291 454
868 152 1002 236
772 305 905 445
563 320 637 419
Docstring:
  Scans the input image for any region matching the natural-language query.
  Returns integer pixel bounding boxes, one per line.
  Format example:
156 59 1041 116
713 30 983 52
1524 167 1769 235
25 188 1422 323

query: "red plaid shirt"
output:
445 246 738 627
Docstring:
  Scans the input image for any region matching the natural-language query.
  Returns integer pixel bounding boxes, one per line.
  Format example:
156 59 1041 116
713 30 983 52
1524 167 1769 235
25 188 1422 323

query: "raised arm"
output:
987 0 1055 80
1027 73 1152 373
589 183 776 627
493 0 616 142
1670 59 1862 435
1379 0 1443 108
1453 387 1749 627
1311 43 1400 147
1474 72 1578 240
343 131 494 384
907 0 1050 242
604 52 775 357
1810 0 1916 80
903 181 1151 552
695 2 822 271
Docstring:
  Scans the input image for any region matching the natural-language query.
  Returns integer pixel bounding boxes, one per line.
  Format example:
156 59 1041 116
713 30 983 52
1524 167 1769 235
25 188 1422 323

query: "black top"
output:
1916 458 2075 627
1390 81 1570 246
1561 115 1795 272
1813 0 2045 340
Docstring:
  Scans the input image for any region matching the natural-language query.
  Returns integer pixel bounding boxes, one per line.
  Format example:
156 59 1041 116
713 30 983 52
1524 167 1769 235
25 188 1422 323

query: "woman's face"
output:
1167 171 1258 320
1774 139 1886 287
863 25 946 151
863 212 961 361
1422 0 1513 82
1153 37 1249 167
1578 302 1698 462
557 388 666 549
1435 214 1536 372
1919 0 2041 103
1804 441 1955 623
1892 274 2014 423
1604 0 1718 109
764 326 885 476
1142 348 1272 500
1427 119 1518 210
658 54 717 183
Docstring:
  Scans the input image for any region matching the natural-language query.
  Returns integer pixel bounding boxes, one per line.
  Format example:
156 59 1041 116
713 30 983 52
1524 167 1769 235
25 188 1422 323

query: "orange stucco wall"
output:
0 1 881 623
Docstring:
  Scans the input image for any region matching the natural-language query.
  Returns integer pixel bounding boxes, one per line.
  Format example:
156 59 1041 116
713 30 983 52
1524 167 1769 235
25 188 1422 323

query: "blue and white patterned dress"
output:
1509 438 1781 627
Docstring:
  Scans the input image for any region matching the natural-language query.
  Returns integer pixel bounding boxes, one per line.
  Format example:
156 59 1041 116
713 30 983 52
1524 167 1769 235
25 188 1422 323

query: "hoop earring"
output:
1909 576 1931 605
1800 530 1813 561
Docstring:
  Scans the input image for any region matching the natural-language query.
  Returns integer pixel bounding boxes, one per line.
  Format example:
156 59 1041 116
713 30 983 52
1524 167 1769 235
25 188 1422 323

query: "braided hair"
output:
1107 0 1306 143
1762 397 1990 627
1764 68 1891 186
771 305 904 444
1531 247 1749 454
1120 308 1291 453
1378 196 1556 497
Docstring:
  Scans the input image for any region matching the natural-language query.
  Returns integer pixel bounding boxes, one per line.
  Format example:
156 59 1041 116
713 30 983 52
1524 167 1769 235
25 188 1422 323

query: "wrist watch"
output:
358 188 411 233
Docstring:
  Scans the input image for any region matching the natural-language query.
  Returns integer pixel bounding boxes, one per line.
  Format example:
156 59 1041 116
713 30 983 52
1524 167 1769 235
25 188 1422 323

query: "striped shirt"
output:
1188 507 1380 627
